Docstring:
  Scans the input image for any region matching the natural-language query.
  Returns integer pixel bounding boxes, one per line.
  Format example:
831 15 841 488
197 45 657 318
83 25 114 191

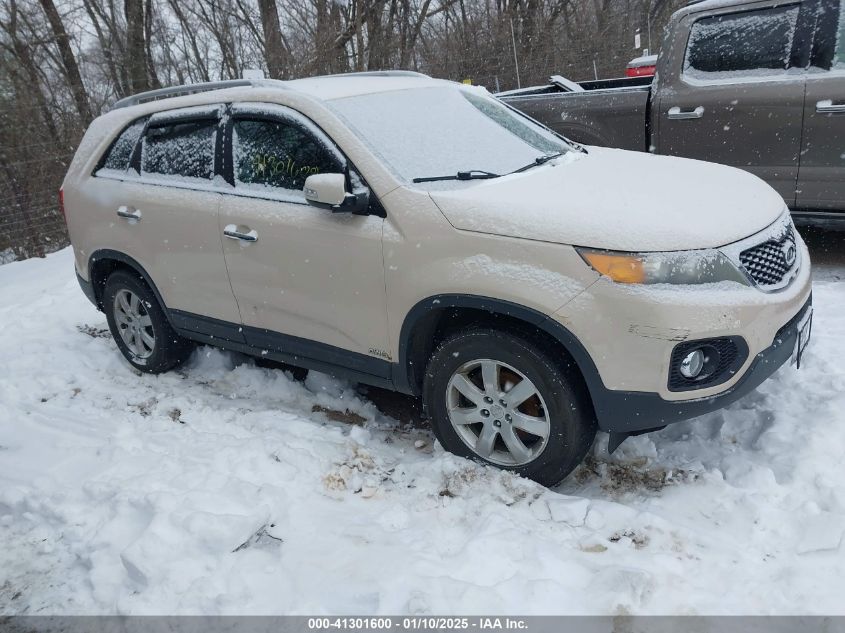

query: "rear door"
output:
796 0 845 212
101 106 241 326
217 103 390 378
657 2 811 205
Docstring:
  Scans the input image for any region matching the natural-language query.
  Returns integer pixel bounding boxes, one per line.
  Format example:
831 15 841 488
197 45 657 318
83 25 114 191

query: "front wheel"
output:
423 328 596 486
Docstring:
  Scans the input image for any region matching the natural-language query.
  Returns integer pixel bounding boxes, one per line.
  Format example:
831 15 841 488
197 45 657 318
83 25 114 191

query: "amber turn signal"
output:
579 251 646 284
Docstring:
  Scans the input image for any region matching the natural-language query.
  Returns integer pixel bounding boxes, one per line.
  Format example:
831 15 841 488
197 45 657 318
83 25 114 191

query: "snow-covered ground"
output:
1 243 844 615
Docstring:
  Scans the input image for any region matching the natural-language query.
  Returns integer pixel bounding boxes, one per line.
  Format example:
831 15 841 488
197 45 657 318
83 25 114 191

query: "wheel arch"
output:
394 294 607 413
88 250 172 324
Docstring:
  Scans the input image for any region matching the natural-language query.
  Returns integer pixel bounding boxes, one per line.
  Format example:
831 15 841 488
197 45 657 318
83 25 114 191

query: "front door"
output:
657 2 810 206
218 104 390 377
797 0 845 212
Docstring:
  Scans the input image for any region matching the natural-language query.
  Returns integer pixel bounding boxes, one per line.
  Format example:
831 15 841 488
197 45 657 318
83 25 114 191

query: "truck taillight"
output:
625 65 656 78
59 188 66 224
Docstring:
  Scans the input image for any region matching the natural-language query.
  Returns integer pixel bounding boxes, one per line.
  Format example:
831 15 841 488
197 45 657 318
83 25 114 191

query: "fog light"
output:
679 349 705 379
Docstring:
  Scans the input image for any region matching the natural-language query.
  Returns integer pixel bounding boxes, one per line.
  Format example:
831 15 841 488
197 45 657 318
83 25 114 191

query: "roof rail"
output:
313 70 430 79
109 71 431 111
110 79 263 110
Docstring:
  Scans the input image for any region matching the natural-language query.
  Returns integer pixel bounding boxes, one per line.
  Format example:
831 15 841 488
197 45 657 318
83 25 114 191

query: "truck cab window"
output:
834 0 845 67
685 5 801 76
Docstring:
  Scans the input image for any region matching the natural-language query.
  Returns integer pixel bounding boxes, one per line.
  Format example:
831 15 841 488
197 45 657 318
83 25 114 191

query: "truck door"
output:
656 2 811 207
796 0 845 213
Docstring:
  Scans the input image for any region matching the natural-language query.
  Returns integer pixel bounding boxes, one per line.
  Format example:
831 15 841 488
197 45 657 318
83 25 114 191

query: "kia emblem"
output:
783 241 797 267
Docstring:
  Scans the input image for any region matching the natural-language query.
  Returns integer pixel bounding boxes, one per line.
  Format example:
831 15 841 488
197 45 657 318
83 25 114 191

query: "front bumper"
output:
591 295 812 434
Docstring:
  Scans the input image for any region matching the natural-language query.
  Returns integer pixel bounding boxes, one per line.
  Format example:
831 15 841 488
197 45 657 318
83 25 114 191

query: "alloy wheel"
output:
445 358 551 466
113 289 155 359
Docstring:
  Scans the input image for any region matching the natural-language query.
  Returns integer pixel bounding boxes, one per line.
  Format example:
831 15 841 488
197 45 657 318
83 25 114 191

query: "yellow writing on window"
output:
252 153 321 179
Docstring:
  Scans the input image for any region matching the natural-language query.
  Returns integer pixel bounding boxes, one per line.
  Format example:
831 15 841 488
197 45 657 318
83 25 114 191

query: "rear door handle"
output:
116 205 141 221
667 105 704 120
224 224 258 242
816 99 845 113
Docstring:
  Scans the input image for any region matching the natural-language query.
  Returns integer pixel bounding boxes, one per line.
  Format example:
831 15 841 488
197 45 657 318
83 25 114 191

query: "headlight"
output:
577 247 749 285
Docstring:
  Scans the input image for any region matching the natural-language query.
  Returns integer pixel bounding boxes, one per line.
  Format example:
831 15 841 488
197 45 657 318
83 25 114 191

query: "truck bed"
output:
499 78 651 152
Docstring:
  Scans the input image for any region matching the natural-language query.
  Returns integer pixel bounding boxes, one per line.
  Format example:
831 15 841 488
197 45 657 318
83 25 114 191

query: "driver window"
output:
233 118 341 199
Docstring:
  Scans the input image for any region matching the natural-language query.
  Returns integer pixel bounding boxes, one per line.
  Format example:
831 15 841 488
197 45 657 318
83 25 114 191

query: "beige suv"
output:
63 72 813 486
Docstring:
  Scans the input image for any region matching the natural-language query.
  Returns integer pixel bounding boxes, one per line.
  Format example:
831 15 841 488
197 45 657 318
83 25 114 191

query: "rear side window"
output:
141 119 217 181
685 5 800 76
96 117 147 174
233 118 340 198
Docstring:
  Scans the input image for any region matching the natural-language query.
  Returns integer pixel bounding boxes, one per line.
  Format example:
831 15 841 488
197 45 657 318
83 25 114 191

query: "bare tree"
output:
257 0 288 78
0 0 685 260
38 0 92 123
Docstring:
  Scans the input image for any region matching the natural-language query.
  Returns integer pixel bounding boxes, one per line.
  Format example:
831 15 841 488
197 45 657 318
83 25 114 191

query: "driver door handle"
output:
816 99 845 113
667 106 705 120
224 225 258 242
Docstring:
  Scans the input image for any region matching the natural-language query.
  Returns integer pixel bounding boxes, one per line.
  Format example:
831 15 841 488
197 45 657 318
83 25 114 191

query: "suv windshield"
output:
328 86 573 183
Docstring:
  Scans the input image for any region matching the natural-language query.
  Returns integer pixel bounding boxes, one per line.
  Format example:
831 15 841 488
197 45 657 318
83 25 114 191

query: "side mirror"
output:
303 173 369 215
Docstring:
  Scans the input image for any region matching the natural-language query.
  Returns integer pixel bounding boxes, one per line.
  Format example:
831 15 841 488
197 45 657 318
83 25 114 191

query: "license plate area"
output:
791 306 813 368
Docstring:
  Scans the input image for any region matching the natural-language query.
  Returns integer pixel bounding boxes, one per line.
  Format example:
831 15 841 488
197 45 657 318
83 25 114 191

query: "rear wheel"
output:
423 328 596 486
103 270 193 373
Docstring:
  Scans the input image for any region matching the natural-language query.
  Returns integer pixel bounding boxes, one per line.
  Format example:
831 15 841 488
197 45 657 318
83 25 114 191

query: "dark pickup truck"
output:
499 0 845 225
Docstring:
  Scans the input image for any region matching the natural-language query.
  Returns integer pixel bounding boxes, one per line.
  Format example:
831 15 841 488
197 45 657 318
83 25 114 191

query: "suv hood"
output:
427 147 785 252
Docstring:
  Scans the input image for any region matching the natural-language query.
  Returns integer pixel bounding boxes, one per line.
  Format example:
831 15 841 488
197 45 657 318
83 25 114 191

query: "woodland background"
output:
0 0 683 260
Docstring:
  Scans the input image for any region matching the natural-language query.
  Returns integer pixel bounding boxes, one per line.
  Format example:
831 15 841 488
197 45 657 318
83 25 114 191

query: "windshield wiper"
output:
412 170 500 184
509 151 566 175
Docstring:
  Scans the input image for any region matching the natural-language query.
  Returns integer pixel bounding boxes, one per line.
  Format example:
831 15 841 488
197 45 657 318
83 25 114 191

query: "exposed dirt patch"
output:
129 397 157 417
609 528 650 549
575 453 699 494
76 324 111 339
312 405 367 426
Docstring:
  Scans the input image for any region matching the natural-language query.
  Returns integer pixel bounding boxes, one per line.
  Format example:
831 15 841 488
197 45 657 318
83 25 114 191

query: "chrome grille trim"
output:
720 211 800 292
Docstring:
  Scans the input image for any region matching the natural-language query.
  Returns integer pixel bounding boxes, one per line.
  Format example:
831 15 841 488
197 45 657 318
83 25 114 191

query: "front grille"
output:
668 336 748 392
739 225 798 287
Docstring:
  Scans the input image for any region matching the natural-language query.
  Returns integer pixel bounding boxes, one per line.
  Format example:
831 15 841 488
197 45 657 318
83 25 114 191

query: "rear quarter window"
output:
684 5 801 77
95 117 147 175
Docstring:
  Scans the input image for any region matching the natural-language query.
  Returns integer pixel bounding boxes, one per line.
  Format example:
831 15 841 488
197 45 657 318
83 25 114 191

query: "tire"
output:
423 328 596 487
103 269 193 373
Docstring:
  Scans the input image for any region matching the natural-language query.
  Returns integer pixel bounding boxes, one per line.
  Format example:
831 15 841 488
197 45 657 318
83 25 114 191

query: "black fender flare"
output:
88 249 175 327
393 294 608 413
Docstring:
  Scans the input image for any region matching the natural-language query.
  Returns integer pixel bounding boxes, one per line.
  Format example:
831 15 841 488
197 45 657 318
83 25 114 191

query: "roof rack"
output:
110 79 268 110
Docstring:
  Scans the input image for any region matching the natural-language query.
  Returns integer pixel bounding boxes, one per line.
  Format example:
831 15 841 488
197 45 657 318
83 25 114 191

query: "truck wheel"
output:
423 328 596 487
103 269 193 374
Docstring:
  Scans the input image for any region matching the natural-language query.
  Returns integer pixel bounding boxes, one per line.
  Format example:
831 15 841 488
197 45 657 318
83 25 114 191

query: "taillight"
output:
59 188 66 224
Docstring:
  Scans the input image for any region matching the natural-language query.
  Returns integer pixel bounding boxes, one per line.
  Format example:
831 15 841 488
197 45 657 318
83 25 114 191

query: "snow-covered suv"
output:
62 71 813 486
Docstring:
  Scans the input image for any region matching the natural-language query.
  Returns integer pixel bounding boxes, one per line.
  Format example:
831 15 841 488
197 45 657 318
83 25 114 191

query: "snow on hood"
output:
427 147 785 252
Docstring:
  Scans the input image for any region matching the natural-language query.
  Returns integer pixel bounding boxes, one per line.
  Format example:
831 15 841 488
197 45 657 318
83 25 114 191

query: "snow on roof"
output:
285 72 453 101
677 0 758 17
628 54 659 67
